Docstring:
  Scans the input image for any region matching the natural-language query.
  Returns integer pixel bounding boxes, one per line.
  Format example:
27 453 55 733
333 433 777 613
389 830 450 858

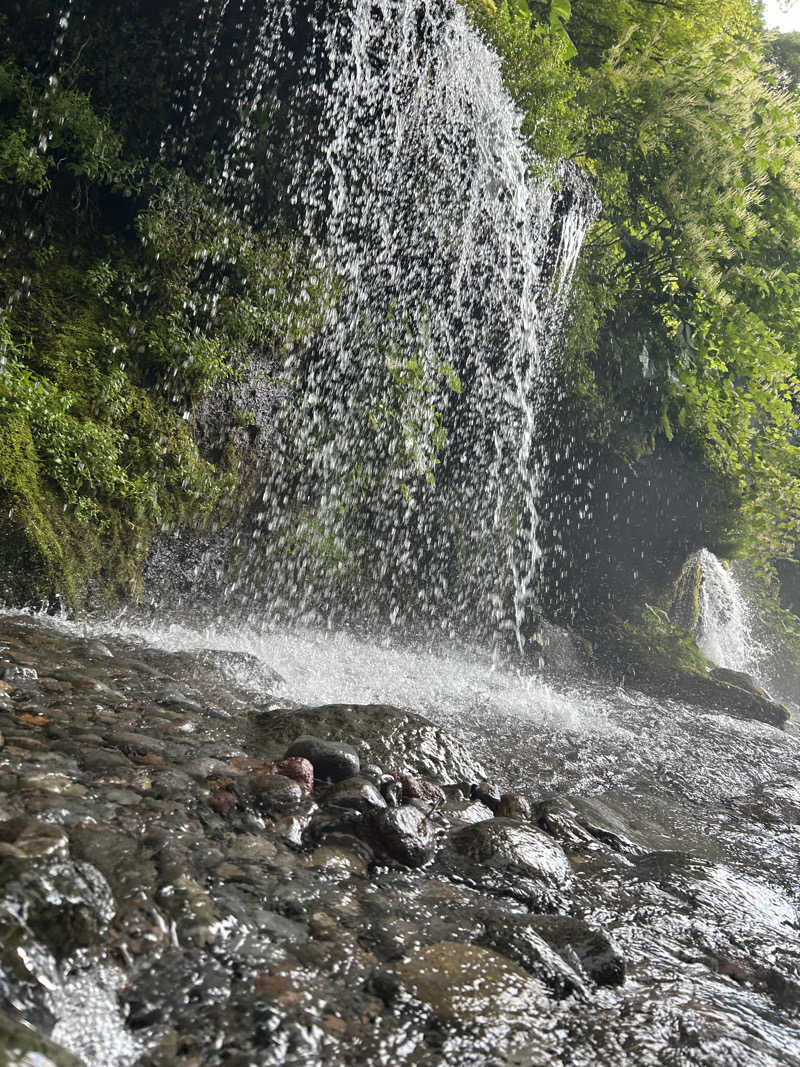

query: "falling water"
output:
233 0 596 647
695 548 764 674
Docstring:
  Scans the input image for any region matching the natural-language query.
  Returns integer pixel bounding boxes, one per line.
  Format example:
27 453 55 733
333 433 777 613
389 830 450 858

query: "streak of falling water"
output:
696 548 765 675
162 0 232 162
240 0 596 647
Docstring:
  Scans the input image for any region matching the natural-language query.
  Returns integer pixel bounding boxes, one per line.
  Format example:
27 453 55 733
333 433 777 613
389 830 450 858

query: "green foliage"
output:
367 317 462 492
466 1 584 162
0 58 318 606
470 0 800 585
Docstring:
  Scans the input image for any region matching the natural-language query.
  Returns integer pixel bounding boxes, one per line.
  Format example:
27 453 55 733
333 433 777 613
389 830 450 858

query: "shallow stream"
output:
2 610 799 1065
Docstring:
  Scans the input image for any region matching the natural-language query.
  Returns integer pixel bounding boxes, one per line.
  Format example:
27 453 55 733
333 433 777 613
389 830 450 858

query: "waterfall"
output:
232 0 596 645
694 549 764 674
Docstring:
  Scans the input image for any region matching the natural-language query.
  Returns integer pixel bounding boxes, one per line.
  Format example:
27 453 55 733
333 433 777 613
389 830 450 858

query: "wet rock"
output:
392 772 446 807
534 795 644 857
226 833 279 864
249 772 304 814
67 825 155 900
0 851 115 960
480 914 588 998
199 648 286 691
447 799 496 826
110 897 172 964
18 772 86 798
495 793 531 820
649 670 792 728
308 844 369 878
527 915 626 987
79 746 134 773
373 805 437 867
0 818 70 861
393 941 549 1024
256 703 486 784
709 666 771 699
152 690 204 714
285 735 360 782
321 776 387 813
380 778 403 807
450 818 573 890
273 755 315 794
160 874 219 948
473 780 501 812
209 788 238 816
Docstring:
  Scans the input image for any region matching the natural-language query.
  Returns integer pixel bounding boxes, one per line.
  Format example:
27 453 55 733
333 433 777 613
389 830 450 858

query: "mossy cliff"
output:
0 37 317 609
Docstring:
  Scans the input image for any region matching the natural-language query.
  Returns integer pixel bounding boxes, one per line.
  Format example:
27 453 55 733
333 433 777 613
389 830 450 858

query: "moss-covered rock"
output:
671 555 703 635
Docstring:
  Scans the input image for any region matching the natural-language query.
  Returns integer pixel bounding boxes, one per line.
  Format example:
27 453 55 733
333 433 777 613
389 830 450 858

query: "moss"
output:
590 606 713 685
0 414 71 605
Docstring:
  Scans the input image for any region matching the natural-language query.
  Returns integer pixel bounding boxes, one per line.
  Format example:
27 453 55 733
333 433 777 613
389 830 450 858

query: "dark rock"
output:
249 773 304 814
480 914 588 998
284 735 360 782
321 776 387 813
495 793 531 820
256 703 486 784
472 780 501 812
527 915 626 987
373 805 437 867
450 818 573 890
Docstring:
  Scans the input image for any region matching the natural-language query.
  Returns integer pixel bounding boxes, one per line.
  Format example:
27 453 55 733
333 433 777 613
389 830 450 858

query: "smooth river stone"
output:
450 818 573 888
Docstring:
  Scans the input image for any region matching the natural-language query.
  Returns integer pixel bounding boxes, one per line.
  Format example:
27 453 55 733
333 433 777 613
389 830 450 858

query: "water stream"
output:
695 549 765 677
209 0 598 647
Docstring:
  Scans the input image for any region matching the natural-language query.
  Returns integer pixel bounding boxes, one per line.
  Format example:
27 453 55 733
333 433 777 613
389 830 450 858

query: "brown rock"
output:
395 941 548 1024
495 794 532 820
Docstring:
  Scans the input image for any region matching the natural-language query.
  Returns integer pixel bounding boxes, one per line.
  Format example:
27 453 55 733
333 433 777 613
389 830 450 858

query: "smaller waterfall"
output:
693 549 764 674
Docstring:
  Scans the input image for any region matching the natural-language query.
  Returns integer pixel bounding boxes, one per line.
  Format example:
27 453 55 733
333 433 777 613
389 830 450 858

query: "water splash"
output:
236 0 596 646
695 549 764 674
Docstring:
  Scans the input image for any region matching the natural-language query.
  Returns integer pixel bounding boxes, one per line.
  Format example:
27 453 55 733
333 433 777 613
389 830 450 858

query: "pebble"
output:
321 776 387 813
373 804 437 867
394 941 548 1025
248 773 304 814
2 665 38 684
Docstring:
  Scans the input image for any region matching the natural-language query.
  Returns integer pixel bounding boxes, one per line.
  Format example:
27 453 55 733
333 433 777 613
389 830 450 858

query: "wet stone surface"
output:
0 612 799 1066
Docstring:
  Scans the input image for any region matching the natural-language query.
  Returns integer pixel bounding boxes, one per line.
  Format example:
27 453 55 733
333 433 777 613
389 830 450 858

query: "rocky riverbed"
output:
2 611 800 1066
